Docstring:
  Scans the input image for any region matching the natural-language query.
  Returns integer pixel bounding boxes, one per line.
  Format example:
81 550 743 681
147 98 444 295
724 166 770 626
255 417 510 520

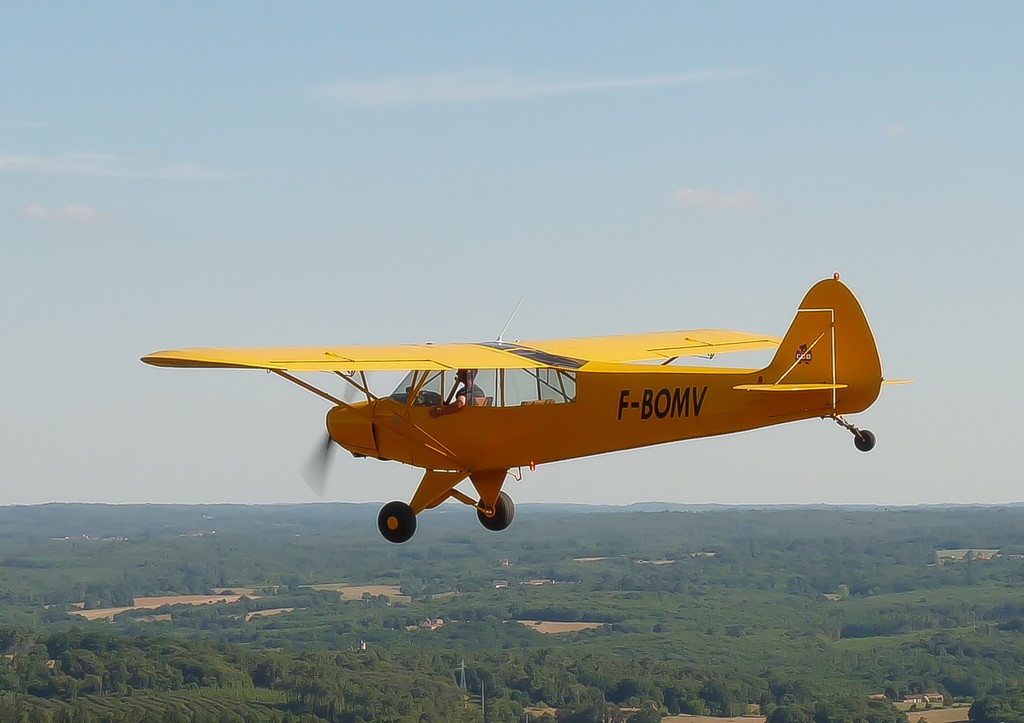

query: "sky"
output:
2 4 1022 508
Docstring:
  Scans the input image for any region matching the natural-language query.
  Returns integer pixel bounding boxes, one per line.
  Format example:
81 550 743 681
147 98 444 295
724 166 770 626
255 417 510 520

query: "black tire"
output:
477 491 515 532
854 429 876 452
378 501 417 543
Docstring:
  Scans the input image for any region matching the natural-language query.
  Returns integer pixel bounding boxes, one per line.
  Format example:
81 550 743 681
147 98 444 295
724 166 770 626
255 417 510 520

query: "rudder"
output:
758 277 883 414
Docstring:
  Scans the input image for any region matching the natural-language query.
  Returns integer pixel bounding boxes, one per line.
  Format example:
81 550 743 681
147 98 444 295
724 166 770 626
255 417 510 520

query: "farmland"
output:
0 503 1022 721
516 620 607 634
900 708 971 723
306 582 407 601
69 593 256 621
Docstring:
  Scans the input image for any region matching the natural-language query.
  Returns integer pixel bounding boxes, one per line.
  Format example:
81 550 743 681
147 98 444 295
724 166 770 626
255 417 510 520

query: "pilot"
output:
431 369 484 417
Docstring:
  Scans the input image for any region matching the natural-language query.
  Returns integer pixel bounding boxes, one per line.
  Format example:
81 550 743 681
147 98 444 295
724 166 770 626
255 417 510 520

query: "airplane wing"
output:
143 329 780 372
516 329 781 364
141 343 553 372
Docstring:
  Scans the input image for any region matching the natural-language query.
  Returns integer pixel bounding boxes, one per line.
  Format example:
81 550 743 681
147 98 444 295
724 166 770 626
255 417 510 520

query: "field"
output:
69 593 255 621
516 620 607 634
0 503 1020 722
663 709 969 723
245 607 296 622
304 582 406 600
935 548 1000 561
667 712 765 716
902 708 970 723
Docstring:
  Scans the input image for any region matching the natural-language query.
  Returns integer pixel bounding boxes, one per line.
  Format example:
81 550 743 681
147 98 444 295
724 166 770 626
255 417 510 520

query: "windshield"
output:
389 370 446 407
389 368 576 408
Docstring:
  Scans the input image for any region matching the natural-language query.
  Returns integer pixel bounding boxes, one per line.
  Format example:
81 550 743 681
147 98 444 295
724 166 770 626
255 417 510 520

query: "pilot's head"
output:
457 368 477 383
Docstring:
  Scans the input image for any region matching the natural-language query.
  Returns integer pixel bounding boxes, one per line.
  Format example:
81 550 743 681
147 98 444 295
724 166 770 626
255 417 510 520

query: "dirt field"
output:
525 705 559 717
69 593 257 621
662 708 968 723
516 620 606 634
902 709 970 723
307 583 406 601
245 607 296 622
663 712 761 716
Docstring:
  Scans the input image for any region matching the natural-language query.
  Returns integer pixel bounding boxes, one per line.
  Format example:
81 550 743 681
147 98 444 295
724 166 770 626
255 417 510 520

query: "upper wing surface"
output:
517 329 781 364
142 343 549 372
142 329 780 372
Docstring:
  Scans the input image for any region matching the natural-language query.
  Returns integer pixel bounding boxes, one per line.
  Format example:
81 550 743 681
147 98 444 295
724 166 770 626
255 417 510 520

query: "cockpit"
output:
389 367 577 407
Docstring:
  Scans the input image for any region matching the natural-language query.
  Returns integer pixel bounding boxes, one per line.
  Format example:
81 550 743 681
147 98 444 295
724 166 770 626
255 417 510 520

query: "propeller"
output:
300 375 364 496
302 430 337 497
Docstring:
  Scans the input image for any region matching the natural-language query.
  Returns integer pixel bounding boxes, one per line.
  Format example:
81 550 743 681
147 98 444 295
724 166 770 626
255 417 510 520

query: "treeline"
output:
1 506 1023 720
4 506 1024 613
970 689 1024 723
0 628 477 722
0 626 944 723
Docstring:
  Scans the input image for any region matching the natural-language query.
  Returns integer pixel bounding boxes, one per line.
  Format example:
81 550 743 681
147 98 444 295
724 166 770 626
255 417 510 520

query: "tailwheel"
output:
378 501 417 543
477 491 515 532
830 414 877 453
854 429 876 453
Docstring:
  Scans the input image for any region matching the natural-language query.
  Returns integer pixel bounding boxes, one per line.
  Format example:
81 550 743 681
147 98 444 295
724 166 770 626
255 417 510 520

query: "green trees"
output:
0 504 1023 720
768 697 907 723
970 690 1024 723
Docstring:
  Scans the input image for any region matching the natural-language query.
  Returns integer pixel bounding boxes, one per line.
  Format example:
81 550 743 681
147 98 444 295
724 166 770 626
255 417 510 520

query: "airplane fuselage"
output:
328 362 880 473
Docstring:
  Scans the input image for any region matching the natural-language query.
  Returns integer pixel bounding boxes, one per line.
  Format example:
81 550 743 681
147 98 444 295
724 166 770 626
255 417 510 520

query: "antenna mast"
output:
496 297 526 346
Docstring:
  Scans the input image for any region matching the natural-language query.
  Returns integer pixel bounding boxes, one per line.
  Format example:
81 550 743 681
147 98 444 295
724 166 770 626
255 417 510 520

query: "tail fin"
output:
756 276 883 414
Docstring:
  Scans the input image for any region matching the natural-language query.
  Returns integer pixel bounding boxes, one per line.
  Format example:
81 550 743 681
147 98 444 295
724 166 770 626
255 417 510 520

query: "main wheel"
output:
378 501 417 543
854 429 876 452
477 491 515 532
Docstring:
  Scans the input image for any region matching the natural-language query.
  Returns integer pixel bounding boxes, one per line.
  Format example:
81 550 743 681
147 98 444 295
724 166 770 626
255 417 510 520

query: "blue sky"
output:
2 4 1021 506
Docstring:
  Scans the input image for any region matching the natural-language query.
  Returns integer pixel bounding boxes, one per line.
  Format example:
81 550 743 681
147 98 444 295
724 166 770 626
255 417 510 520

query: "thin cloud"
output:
885 122 908 136
673 188 767 210
312 69 750 106
0 151 225 179
22 203 116 225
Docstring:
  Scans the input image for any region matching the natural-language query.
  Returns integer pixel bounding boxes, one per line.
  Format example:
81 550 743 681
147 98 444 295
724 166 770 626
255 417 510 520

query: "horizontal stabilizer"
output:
733 383 849 392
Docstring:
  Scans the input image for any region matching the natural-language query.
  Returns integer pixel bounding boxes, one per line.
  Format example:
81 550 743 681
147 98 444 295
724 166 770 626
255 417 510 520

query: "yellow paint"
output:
143 278 894 525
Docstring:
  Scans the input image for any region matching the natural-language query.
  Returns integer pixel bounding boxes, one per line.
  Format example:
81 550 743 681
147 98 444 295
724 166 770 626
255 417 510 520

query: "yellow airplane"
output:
143 274 899 543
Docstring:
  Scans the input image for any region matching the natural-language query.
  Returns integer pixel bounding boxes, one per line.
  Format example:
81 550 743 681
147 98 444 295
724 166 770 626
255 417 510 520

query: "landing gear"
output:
477 491 515 532
377 501 416 543
853 429 876 452
830 415 876 452
378 473 517 543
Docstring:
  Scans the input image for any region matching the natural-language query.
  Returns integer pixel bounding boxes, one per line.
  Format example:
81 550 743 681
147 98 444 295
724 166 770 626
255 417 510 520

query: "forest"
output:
0 502 1021 722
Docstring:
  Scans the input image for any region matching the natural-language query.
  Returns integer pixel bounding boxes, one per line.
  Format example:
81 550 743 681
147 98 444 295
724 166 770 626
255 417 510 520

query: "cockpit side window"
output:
389 368 574 408
500 368 576 406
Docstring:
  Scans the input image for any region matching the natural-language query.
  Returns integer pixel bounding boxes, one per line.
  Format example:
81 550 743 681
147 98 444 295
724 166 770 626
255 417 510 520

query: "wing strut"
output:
335 371 377 402
271 371 362 412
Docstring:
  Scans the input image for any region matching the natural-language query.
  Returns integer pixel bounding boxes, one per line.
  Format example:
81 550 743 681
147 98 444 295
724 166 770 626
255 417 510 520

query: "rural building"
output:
902 694 943 705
